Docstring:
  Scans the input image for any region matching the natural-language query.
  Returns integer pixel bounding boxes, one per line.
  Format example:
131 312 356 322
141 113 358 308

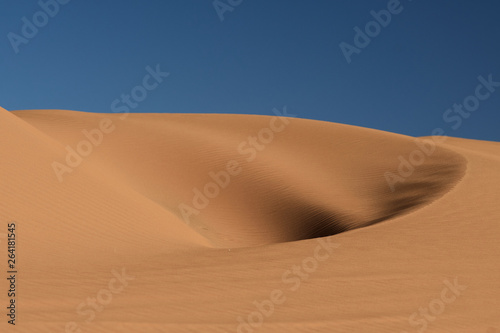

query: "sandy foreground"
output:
0 107 499 333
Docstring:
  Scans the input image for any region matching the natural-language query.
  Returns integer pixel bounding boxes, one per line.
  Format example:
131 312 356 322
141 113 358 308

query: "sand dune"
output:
1 107 498 332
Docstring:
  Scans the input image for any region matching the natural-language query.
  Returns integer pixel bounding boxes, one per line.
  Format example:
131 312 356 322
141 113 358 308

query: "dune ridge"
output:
11 109 466 247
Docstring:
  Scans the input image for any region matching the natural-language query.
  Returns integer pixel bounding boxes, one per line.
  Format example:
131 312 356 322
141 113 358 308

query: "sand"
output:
0 106 498 332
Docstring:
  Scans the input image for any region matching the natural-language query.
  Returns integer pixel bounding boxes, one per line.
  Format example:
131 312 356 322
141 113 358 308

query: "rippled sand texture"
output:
1 107 499 332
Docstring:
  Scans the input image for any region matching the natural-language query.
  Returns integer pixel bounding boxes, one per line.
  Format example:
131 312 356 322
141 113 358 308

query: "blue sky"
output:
1 0 500 141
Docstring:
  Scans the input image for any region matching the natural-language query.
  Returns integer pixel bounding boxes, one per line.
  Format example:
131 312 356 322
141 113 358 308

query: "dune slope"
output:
12 109 466 247
0 108 498 333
